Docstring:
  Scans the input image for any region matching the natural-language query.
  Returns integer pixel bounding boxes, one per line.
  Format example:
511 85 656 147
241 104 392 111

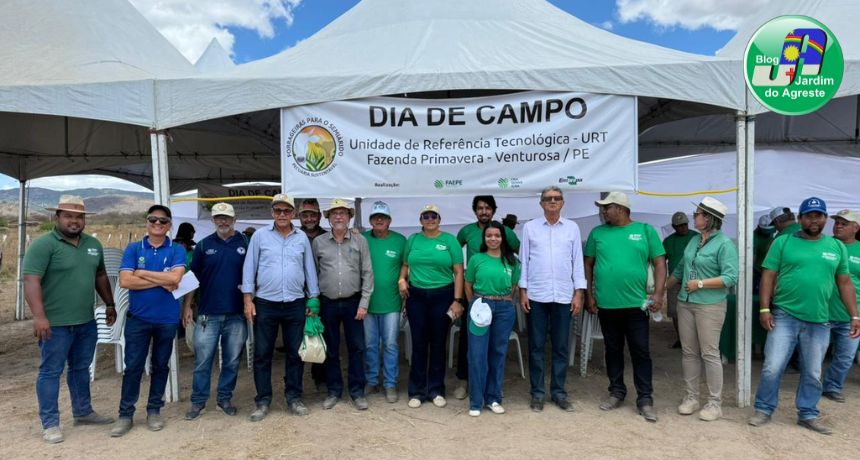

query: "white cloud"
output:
597 20 614 31
616 0 770 31
29 175 150 192
129 0 303 62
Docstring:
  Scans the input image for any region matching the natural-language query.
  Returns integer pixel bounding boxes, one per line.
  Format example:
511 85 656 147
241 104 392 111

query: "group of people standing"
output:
23 189 860 443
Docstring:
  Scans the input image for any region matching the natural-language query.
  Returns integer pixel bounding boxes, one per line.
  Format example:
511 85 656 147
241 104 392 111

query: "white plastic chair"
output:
508 331 525 379
89 286 129 381
578 311 603 377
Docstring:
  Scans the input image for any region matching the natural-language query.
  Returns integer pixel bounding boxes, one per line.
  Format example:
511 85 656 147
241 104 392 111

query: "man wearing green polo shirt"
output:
663 211 698 348
750 197 860 435
23 195 116 443
584 192 666 422
362 201 406 403
454 195 520 399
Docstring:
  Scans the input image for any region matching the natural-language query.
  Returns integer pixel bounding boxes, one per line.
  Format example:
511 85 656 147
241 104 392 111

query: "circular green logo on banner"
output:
744 15 843 116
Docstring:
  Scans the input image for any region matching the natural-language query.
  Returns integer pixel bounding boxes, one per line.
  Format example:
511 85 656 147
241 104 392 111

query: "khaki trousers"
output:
677 300 727 404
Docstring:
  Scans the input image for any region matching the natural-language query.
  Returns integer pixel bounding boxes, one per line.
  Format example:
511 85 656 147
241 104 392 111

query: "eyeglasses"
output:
541 196 563 202
146 216 171 225
421 213 439 221
272 207 294 215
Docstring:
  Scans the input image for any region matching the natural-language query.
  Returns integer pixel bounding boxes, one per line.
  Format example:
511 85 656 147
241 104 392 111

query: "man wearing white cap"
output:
183 203 249 420
768 206 800 238
24 195 115 443
242 194 320 421
821 210 860 403
362 201 406 403
519 186 586 413
584 191 666 422
313 199 374 410
663 211 698 348
750 197 860 434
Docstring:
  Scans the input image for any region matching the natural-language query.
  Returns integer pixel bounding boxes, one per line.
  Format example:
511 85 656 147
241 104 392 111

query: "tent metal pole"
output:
15 180 27 321
735 112 754 407
354 197 363 232
149 131 180 403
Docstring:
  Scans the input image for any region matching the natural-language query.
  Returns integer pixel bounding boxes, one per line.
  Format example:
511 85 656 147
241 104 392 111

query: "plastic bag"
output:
298 334 327 363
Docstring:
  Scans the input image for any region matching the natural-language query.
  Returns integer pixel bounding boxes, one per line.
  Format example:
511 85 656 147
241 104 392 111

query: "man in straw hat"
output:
112 204 187 437
242 194 319 421
750 197 860 435
313 199 374 410
584 191 666 422
182 203 249 420
24 195 116 443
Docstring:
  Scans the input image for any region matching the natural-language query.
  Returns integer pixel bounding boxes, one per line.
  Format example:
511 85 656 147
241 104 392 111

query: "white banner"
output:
196 184 281 220
281 91 637 197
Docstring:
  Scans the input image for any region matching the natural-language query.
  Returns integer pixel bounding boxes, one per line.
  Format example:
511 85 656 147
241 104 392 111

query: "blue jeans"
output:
321 295 367 399
364 311 400 389
468 299 516 410
253 298 305 405
119 315 178 417
406 285 453 400
754 308 831 420
190 313 248 406
823 321 860 394
526 300 572 401
36 320 97 429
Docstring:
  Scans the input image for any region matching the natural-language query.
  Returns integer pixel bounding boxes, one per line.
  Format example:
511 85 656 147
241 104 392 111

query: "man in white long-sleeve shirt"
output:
518 186 586 413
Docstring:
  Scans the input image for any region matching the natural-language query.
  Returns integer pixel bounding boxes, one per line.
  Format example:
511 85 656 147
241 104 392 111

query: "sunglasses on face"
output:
146 216 171 225
421 212 439 221
541 196 563 202
272 207 294 215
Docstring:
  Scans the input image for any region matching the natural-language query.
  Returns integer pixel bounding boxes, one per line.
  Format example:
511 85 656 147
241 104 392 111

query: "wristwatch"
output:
696 280 704 289
105 304 116 309
851 316 860 321
454 298 466 305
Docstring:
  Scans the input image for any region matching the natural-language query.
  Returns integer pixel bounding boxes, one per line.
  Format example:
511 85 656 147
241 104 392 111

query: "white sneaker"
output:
453 384 468 400
678 397 700 415
487 402 505 414
407 398 422 408
699 402 722 421
42 426 63 444
468 409 481 417
432 395 447 408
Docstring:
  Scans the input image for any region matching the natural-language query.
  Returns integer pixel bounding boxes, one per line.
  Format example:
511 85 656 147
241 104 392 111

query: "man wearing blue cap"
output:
750 197 860 435
362 201 406 403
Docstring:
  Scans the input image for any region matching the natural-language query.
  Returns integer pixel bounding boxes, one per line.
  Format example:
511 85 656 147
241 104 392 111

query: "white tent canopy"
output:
194 39 236 73
154 0 744 129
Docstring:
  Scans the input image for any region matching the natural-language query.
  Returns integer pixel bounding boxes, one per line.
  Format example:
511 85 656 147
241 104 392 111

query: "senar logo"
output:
745 16 843 116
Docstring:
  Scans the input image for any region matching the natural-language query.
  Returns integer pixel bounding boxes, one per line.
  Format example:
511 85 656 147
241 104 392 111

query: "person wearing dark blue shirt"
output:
182 203 249 420
111 205 186 437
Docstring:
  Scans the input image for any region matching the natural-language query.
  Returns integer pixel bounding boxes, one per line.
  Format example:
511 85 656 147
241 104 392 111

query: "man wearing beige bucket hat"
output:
24 195 116 443
313 199 373 410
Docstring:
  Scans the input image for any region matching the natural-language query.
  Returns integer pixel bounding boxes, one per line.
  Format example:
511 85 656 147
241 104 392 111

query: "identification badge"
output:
688 269 698 280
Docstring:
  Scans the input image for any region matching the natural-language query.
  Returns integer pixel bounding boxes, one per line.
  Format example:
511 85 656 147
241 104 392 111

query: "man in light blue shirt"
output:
242 194 319 422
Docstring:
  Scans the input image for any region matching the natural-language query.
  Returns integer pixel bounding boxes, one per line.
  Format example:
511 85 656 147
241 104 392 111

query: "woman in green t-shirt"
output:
399 204 465 409
464 221 520 416
666 197 738 422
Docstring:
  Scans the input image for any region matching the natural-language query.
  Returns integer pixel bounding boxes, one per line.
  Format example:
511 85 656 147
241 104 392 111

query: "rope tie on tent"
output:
637 187 737 197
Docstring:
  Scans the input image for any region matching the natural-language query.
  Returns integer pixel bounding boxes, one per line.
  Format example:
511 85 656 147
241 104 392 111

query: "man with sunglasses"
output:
112 205 187 437
182 202 248 421
242 194 320 422
453 195 520 399
584 192 666 423
519 186 586 413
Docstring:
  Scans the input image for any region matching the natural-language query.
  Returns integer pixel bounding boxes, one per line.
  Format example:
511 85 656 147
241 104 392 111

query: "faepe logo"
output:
745 16 843 115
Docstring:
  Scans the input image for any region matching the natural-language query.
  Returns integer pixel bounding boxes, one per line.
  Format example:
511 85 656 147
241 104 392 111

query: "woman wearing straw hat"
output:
666 197 738 421
399 204 465 409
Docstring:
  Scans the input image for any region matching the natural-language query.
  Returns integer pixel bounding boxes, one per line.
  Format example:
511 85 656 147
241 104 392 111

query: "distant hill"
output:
0 187 153 217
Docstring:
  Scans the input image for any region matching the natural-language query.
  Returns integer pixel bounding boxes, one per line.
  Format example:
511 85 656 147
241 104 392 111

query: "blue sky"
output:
2 0 765 192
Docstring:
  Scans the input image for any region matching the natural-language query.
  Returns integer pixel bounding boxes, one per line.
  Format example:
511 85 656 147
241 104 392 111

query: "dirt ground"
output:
1 303 858 460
